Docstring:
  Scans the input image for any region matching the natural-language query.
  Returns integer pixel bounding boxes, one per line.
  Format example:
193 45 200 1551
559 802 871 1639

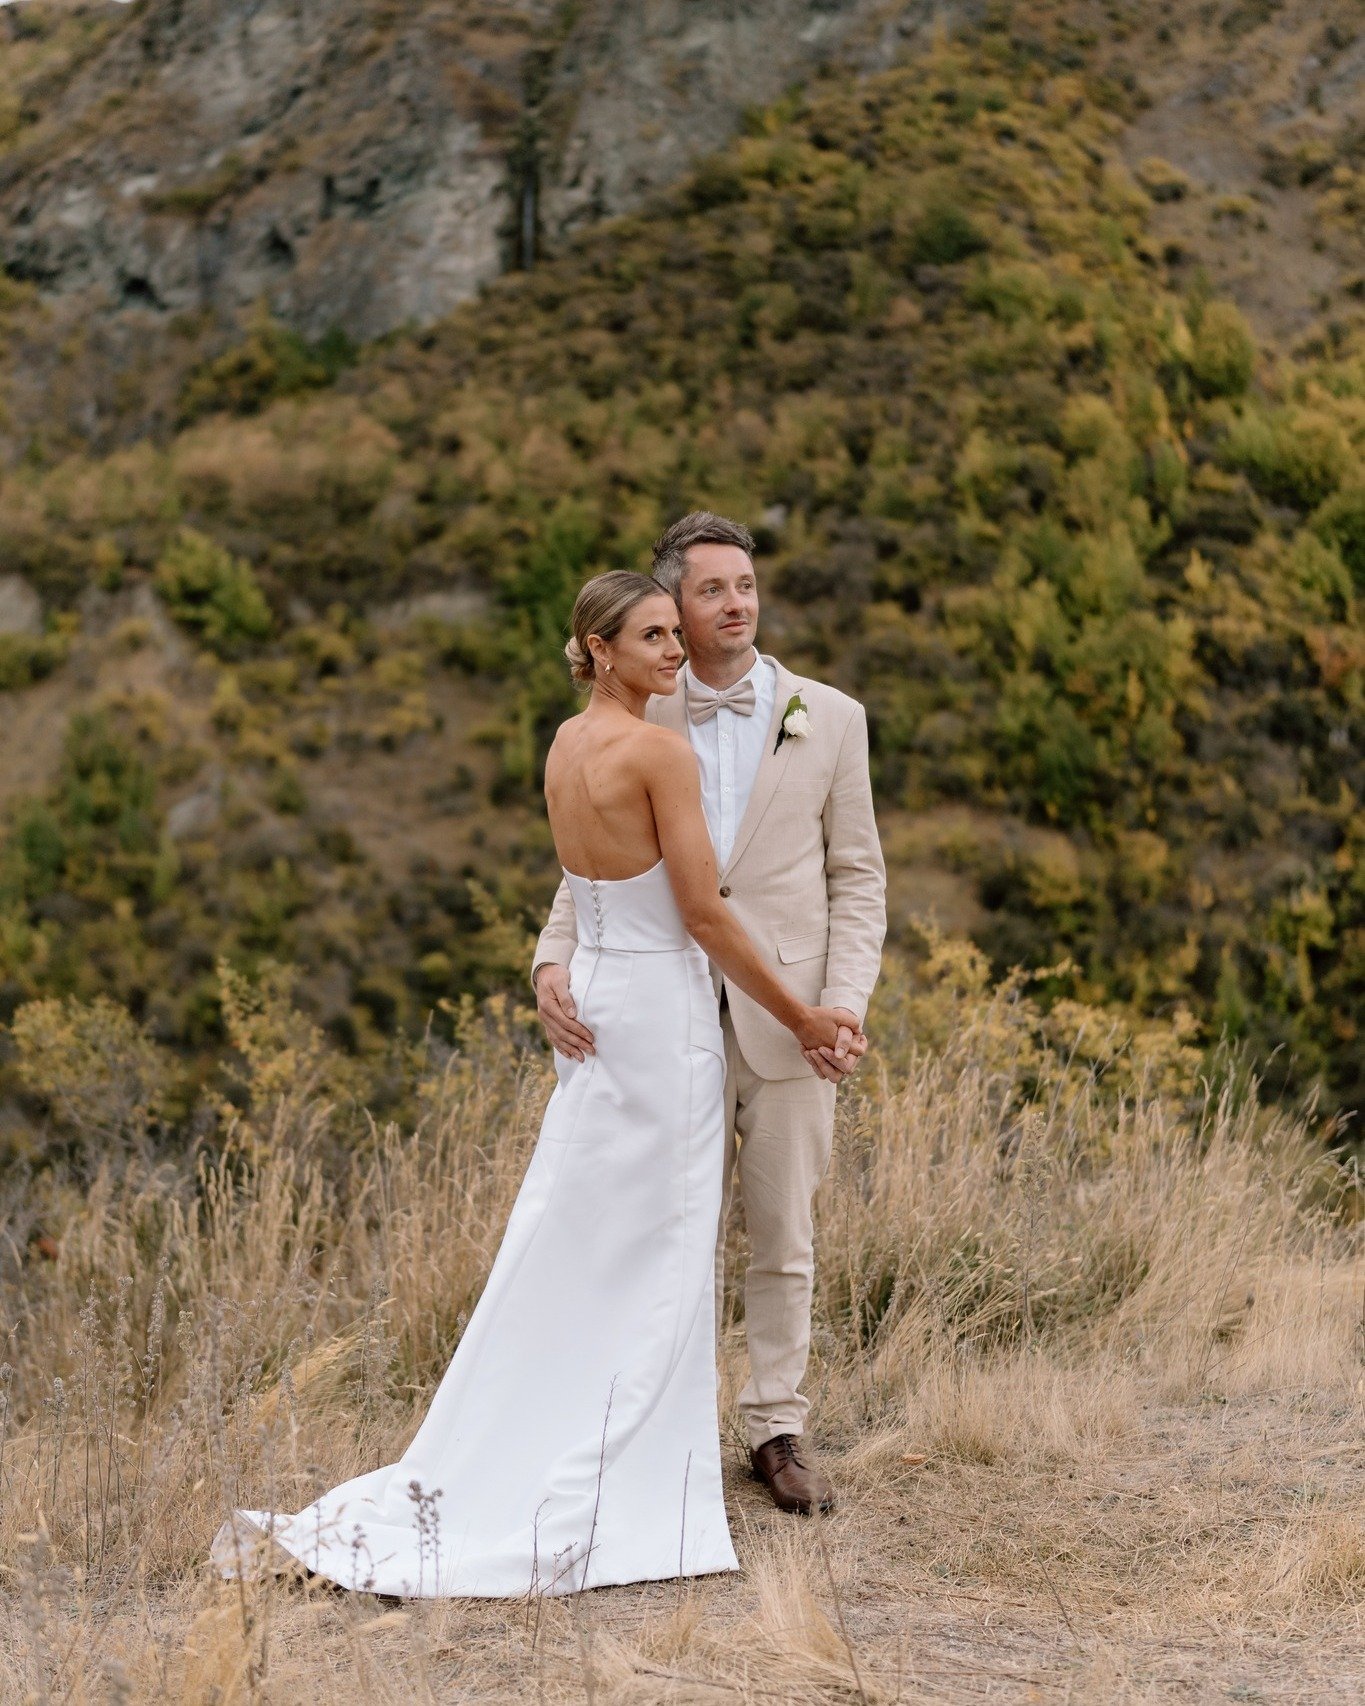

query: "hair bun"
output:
564 635 594 685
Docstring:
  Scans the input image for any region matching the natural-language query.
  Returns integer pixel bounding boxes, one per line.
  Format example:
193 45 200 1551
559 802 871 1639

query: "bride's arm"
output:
645 731 842 1054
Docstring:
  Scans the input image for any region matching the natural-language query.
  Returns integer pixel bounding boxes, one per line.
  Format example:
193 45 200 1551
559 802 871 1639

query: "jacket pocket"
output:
776 927 830 964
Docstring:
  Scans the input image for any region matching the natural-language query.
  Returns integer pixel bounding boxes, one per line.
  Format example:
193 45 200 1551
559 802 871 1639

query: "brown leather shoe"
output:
750 1434 836 1515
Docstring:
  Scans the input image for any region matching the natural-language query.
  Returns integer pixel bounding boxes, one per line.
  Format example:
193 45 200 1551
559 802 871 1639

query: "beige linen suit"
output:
533 656 886 1448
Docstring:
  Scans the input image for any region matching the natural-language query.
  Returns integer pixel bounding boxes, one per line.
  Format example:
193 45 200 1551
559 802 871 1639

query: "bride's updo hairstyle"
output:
565 570 673 686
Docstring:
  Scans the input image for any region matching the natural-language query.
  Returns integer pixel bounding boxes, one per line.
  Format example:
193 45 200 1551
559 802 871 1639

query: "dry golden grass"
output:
0 967 1361 1703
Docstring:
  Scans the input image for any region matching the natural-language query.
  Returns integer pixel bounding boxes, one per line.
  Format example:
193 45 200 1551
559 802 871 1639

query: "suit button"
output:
719 885 732 898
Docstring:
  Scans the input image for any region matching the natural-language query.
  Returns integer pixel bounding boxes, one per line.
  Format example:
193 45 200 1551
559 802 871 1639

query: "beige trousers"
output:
716 1001 838 1451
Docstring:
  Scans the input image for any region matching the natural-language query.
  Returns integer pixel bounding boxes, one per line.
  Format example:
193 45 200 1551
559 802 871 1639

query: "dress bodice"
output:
563 859 690 952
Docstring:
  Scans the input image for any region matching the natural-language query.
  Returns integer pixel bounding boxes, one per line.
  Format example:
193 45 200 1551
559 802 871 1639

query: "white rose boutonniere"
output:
775 693 811 753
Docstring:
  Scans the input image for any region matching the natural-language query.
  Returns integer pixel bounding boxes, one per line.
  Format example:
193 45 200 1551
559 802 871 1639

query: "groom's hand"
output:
803 1009 867 1081
533 964 596 1061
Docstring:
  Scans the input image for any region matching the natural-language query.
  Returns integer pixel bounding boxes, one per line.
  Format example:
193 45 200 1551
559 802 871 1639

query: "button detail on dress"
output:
589 878 605 943
719 885 732 898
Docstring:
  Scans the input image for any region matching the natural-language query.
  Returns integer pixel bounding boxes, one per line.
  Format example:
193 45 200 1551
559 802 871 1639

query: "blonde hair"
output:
565 571 672 686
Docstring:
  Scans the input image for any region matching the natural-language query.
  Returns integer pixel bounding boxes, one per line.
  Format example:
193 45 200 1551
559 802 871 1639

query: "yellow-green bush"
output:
1189 300 1256 398
154 526 273 655
10 993 171 1152
1313 485 1365 587
0 629 68 691
1224 406 1353 509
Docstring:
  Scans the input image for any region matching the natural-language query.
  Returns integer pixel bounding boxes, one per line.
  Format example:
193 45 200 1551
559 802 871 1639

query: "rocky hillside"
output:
1107 0 1365 342
1 1 1364 1149
0 0 942 460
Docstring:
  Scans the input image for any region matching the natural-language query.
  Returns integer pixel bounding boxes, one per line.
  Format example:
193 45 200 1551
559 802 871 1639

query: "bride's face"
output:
592 593 685 697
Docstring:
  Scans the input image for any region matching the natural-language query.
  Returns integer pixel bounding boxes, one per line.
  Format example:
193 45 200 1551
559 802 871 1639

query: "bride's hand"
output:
792 1005 846 1054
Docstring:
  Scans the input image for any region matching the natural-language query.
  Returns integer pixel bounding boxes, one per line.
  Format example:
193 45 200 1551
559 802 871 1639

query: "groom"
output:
532 511 886 1515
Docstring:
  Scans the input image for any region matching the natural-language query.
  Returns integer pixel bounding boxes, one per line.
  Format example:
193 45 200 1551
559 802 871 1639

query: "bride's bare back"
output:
544 709 677 880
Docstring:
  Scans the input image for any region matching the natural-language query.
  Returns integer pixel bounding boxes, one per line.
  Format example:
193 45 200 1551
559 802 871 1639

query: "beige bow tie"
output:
686 675 757 723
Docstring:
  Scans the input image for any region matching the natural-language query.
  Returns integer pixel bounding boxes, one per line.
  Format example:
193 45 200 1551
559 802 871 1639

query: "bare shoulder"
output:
543 711 585 765
632 721 697 772
548 708 589 743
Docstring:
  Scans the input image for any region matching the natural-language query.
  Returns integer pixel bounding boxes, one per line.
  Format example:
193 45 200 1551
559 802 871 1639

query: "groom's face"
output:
678 544 759 666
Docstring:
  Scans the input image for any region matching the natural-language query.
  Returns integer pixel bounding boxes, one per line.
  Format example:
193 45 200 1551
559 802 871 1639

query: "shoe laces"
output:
767 1433 805 1469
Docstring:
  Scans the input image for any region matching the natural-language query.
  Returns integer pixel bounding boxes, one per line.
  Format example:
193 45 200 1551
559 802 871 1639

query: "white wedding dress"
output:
211 858 739 1598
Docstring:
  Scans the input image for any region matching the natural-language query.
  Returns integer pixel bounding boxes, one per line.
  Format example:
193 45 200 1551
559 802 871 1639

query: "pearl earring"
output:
605 663 613 673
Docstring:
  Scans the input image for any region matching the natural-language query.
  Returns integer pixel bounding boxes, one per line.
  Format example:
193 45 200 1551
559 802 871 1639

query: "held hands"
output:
792 1004 868 1082
801 1007 868 1083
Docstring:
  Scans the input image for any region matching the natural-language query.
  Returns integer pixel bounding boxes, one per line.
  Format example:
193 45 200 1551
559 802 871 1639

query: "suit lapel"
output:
722 656 804 878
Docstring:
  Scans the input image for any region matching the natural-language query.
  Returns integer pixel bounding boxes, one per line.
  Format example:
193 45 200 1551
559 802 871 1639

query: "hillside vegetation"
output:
1 8 1364 1149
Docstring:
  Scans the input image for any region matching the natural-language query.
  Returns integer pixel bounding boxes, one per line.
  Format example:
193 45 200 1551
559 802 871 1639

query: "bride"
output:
212 570 845 1598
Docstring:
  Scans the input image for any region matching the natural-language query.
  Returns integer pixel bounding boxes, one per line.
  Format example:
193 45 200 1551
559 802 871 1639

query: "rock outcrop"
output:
0 0 950 454
1 0 930 342
1 0 546 342
0 574 42 637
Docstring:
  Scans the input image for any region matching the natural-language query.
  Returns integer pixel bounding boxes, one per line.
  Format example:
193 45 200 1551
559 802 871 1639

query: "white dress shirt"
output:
684 652 777 868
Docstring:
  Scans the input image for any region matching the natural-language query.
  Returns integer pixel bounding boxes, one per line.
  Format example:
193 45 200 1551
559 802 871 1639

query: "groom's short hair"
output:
652 511 755 599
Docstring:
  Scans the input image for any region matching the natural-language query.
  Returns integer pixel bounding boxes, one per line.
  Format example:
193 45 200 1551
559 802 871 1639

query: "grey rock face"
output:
166 774 223 843
0 575 43 637
2 0 535 341
0 0 924 349
541 0 916 240
371 589 490 632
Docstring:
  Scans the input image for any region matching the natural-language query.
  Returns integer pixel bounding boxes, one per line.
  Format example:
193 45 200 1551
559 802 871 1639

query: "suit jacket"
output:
532 656 887 1080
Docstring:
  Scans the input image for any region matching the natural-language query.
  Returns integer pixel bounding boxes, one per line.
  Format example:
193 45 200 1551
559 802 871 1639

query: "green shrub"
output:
0 630 68 690
1190 300 1256 397
907 200 989 267
179 314 357 422
688 154 746 210
1284 530 1354 614
154 528 273 656
1136 155 1192 202
1224 407 1352 508
964 262 1054 326
1312 486 1365 588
